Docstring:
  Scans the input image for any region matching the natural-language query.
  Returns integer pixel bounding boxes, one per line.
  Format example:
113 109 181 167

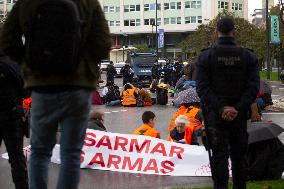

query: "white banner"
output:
2 129 213 176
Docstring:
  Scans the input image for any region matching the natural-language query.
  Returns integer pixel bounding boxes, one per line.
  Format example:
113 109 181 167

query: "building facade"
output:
99 0 248 61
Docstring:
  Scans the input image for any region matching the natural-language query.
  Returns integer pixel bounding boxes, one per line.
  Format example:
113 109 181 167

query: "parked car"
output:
114 62 126 77
100 60 111 71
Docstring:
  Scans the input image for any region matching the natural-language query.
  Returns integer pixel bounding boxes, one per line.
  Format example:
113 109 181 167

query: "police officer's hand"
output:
222 106 238 121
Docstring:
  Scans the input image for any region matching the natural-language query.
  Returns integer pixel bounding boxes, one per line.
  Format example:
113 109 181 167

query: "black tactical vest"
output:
209 46 248 105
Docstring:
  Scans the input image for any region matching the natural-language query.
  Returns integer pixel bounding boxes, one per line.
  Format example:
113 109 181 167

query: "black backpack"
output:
25 0 83 75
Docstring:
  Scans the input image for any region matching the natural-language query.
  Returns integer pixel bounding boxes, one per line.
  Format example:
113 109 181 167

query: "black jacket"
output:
196 37 260 115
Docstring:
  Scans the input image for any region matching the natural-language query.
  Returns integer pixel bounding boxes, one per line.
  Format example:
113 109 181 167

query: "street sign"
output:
158 29 164 48
271 15 281 45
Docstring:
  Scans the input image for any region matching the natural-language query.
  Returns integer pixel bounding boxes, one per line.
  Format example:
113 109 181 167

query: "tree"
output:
133 44 150 53
179 11 266 61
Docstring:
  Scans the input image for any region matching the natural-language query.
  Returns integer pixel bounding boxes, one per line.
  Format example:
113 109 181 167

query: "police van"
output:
129 53 157 86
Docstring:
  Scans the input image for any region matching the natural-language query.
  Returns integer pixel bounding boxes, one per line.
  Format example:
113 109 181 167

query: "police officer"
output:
151 59 160 80
106 61 116 84
196 18 260 189
121 63 134 85
0 54 28 189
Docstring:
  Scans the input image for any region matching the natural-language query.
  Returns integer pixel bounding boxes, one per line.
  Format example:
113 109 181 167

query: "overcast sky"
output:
248 0 279 16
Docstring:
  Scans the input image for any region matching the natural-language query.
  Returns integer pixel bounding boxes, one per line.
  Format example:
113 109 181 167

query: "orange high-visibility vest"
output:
122 89 136 106
133 124 160 139
168 126 194 145
168 105 187 133
183 106 202 132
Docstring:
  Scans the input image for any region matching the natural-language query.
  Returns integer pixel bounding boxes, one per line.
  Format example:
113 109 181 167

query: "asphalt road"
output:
1 76 283 189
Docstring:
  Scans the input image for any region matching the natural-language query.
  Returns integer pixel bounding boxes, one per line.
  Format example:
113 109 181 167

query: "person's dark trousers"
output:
123 77 131 86
0 117 28 189
107 76 114 85
206 111 248 189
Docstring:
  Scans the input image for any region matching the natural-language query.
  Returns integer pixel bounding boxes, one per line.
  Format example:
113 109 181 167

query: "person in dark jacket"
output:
106 61 116 84
196 17 260 189
121 63 134 85
172 60 183 87
88 111 107 131
0 0 111 189
0 54 28 189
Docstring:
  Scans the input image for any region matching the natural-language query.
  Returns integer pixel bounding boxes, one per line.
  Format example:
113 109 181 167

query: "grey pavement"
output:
1 76 284 189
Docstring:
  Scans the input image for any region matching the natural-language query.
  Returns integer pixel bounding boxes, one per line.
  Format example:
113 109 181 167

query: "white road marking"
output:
279 88 284 90
121 110 128 112
263 112 284 115
272 95 280 97
111 111 119 113
104 112 111 114
271 86 277 88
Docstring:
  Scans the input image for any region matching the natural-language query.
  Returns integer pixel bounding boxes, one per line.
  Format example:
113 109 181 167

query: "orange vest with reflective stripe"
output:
133 124 160 138
183 107 202 131
122 89 136 106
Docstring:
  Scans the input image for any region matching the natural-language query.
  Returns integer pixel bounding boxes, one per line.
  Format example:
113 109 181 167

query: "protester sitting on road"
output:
121 83 139 107
102 81 121 106
133 111 160 138
256 80 273 110
176 62 196 94
88 111 107 131
137 85 153 106
169 115 189 144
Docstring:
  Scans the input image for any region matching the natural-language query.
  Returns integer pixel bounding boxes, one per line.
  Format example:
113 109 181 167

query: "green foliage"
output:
173 179 284 189
260 71 280 81
133 43 150 53
179 10 266 60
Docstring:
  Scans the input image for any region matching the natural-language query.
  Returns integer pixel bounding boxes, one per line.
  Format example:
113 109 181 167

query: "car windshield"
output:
114 63 125 67
132 56 156 67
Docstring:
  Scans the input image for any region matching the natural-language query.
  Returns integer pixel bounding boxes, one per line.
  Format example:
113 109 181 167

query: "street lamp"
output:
155 0 158 57
266 0 271 79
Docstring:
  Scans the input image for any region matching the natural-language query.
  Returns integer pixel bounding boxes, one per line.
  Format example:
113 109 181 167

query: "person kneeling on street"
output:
133 111 160 138
88 111 107 131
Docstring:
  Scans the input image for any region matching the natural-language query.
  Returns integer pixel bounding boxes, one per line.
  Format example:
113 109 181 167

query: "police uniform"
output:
196 37 260 189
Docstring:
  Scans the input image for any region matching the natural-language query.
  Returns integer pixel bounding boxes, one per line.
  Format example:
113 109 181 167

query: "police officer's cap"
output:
217 17 235 34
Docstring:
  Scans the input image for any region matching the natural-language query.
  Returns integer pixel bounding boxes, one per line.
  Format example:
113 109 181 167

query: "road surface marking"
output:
272 95 280 97
271 86 277 88
104 112 111 114
279 88 284 90
111 111 119 113
263 112 284 115
121 110 128 112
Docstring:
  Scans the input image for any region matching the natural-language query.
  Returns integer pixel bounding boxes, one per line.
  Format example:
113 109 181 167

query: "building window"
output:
109 6 115 12
185 16 199 24
185 1 201 9
7 0 11 3
103 6 108 13
170 2 176 9
116 6 120 12
170 17 176 24
136 5 141 11
164 3 169 10
232 3 242 11
185 1 190 8
164 18 169 25
116 21 120 26
157 18 161 26
125 4 140 12
124 19 140 26
144 4 150 11
239 4 242 10
198 16 202 23
218 1 228 9
124 5 129 12
177 17 181 24
177 2 181 9
109 21 115 26
145 3 161 11
144 18 156 25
